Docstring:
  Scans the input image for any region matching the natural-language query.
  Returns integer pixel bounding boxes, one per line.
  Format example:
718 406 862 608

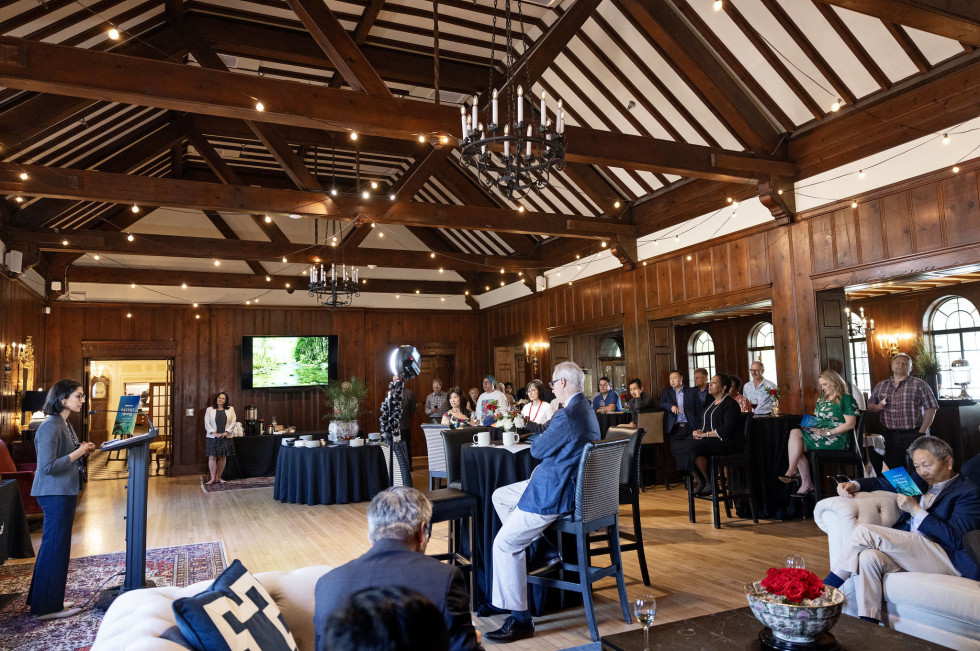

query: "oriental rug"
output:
0 541 226 651
200 475 276 493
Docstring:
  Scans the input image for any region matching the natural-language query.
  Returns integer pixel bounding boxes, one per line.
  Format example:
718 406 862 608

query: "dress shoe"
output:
791 488 814 499
526 539 562 573
36 607 82 620
485 616 535 642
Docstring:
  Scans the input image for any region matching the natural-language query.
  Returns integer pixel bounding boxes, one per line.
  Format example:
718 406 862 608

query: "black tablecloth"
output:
744 415 803 520
597 412 631 438
223 434 289 479
460 444 538 613
0 479 34 564
274 444 388 505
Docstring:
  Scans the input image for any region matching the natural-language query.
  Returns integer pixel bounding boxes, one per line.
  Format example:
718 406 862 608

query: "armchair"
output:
0 439 40 514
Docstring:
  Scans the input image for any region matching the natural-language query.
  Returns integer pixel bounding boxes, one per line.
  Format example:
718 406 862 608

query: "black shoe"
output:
791 488 814 499
485 616 535 642
526 539 562 573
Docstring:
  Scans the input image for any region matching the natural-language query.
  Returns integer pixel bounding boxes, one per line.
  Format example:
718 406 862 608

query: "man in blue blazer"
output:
485 361 600 643
658 370 705 482
826 436 980 622
313 487 483 651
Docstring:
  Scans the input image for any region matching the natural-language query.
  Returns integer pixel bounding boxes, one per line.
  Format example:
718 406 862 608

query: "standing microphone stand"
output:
379 377 403 487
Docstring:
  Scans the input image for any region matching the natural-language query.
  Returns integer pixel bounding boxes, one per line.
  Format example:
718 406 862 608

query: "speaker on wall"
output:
3 249 23 274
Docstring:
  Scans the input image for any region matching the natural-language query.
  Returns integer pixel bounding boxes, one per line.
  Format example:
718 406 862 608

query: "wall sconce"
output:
876 333 912 358
524 341 549 376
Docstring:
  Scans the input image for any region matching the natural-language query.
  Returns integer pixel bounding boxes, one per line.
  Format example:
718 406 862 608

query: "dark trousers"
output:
668 422 693 473
882 428 921 471
399 428 412 467
27 494 77 615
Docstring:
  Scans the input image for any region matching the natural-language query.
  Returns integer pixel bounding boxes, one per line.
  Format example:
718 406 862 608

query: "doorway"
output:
82 358 174 479
408 354 455 457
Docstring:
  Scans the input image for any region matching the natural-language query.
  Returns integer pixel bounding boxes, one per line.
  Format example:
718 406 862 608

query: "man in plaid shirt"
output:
424 379 448 423
868 353 938 471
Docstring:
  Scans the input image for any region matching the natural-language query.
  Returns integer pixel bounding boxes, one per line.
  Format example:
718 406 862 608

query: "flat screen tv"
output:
241 335 339 390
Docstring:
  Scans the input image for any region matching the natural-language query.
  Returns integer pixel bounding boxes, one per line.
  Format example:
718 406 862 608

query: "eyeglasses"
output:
548 378 564 388
71 392 85 399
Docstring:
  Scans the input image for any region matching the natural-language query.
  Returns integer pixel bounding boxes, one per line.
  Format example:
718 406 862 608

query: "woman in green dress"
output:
780 369 858 497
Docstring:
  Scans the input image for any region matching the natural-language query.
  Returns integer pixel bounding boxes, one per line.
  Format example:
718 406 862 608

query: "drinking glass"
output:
633 595 657 651
785 554 806 569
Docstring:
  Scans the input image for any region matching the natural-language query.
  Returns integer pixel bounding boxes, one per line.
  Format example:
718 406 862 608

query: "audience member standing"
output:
591 376 622 413
625 378 655 427
425 379 448 424
465 387 480 414
476 375 508 426
27 379 97 619
867 353 938 471
658 370 702 484
204 392 236 485
742 361 777 415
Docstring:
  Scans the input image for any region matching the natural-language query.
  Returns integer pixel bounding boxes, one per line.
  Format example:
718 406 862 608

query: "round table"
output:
273 444 388 505
744 415 804 520
460 443 536 613
596 411 631 438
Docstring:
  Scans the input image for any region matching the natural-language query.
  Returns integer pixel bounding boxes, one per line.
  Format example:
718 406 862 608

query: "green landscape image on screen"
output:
253 336 331 387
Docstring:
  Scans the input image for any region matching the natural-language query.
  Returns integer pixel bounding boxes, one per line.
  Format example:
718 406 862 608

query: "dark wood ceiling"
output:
0 0 978 307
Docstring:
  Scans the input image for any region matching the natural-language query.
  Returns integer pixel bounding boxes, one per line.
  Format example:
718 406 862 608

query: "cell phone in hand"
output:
828 474 852 484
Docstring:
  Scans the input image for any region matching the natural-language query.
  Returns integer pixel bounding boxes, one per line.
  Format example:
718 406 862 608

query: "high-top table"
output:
0 479 34 564
273 444 388 505
744 414 804 520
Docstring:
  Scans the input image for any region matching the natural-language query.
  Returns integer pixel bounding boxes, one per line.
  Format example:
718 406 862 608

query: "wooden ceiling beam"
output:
813 0 980 46
6 228 540 271
65 266 475 295
812 1 892 91
883 21 932 73
0 162 621 239
615 0 782 153
0 36 793 181
203 210 268 276
283 0 390 96
327 0 386 89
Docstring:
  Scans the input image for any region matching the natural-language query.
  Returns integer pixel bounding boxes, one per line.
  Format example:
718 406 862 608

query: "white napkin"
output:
501 443 530 453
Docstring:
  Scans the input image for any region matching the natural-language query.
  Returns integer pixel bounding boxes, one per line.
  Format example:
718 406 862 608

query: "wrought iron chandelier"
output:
460 0 566 200
308 219 360 307
845 306 875 337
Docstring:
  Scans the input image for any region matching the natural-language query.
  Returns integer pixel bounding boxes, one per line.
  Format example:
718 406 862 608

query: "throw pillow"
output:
172 559 298 651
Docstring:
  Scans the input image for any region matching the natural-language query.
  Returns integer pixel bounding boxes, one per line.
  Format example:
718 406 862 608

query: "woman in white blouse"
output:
520 380 554 428
204 392 236 485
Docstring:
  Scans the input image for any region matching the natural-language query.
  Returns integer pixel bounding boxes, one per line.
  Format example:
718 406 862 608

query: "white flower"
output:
514 415 526 428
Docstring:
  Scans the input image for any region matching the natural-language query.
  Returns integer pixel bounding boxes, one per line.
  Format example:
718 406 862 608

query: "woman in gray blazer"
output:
27 379 96 619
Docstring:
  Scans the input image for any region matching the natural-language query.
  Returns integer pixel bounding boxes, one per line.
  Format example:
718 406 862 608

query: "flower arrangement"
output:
494 405 526 431
767 387 780 401
321 377 368 422
759 567 828 605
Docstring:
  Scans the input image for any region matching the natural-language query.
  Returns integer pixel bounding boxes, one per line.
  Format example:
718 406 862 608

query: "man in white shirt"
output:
476 375 508 426
742 361 777 415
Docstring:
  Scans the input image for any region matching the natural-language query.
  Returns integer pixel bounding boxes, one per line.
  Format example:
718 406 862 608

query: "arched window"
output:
747 322 778 384
689 330 716 380
849 313 872 399
929 296 980 396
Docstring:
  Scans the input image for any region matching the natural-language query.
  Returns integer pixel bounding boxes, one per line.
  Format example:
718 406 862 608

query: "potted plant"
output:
745 567 844 647
322 377 368 443
911 337 941 397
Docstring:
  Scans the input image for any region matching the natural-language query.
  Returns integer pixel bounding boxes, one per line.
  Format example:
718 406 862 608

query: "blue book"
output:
800 414 818 429
882 467 923 496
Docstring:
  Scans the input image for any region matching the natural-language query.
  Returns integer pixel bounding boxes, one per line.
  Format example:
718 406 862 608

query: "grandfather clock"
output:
89 375 110 446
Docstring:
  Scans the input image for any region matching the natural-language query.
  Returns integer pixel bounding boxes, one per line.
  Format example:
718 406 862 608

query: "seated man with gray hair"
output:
313 487 483 651
485 361 601 643
825 436 980 623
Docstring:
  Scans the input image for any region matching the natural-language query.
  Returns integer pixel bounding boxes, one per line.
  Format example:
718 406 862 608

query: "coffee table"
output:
600 606 951 650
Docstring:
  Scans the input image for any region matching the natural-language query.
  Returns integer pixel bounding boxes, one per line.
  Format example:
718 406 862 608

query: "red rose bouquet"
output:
760 567 825 604
766 387 780 401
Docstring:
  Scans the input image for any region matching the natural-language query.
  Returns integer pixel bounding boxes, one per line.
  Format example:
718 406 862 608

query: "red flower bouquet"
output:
760 567 825 604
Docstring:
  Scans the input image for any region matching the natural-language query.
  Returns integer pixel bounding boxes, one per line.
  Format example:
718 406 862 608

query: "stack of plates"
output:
281 437 297 447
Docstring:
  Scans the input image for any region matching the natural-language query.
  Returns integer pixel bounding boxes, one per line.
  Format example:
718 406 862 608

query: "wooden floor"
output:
14 471 832 649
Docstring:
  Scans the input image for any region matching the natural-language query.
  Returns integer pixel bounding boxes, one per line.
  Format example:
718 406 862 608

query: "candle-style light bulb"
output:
517 85 523 123
492 89 498 125
460 105 467 137
503 124 510 156
472 97 478 130
526 124 533 156
540 91 547 123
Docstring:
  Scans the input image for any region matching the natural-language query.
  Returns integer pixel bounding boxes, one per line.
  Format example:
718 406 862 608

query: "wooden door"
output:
493 347 514 387
412 355 454 457
550 338 572 365
815 289 851 383
649 319 675 390
148 370 172 474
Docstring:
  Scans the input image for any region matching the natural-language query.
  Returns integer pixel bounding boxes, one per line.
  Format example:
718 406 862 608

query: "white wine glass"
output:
785 554 806 569
633 594 657 651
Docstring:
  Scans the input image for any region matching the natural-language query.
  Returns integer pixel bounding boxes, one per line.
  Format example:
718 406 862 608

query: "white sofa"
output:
92 565 332 651
814 493 980 649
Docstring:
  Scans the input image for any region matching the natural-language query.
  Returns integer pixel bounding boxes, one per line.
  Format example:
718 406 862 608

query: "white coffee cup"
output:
472 431 490 447
502 431 520 447
350 438 364 447
368 432 381 441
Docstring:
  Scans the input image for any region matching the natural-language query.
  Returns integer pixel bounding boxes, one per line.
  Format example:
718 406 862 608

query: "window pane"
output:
748 321 776 384
929 296 980 396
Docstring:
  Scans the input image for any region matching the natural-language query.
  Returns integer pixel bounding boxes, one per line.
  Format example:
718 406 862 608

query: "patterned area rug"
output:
200 476 275 493
0 541 226 651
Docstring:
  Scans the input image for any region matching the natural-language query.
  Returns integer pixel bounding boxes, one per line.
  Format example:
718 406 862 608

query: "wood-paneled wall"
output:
0 275 46 443
485 158 980 415
674 314 772 384
43 303 482 474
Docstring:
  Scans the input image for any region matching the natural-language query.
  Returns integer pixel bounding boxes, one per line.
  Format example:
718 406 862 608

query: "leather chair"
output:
0 439 40 514
390 441 480 611
441 426 486 490
526 439 632 642
636 410 672 490
806 410 868 502
591 426 650 586
688 412 756 529
421 423 449 490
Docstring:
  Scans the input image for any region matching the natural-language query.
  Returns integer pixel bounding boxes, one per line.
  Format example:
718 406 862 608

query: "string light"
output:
418 135 427 143
126 312 132 318
93 254 99 260
613 201 621 209
131 203 139 213
195 314 200 319
362 190 369 199
500 268 505 273
726 196 733 203
246 300 251 305
831 98 842 112
518 206 525 213
430 253 436 259
14 196 23 202
499 281 505 286
777 189 783 195
181 282 187 289
255 100 264 112
62 239 68 245
108 27 120 40
858 170 865 179
600 241 607 248
264 215 272 223
350 132 358 141
416 289 420 294
330 188 338 196
265 276 271 281
130 283 136 288
282 256 287 263
370 181 378 189
378 232 384 238
952 166 960 173
193 303 198 308
389 194 396 200
18 172 28 181
942 133 950 145
851 201 858 208
127 233 134 241
713 0 723 10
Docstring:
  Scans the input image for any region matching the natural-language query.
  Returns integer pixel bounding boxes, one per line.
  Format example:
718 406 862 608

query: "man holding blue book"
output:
825 436 980 623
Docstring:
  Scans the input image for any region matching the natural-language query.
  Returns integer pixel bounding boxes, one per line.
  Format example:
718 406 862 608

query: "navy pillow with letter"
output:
172 559 298 651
